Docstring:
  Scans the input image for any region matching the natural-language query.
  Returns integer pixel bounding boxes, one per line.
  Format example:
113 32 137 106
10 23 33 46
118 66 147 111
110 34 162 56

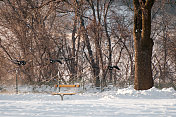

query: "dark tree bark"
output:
133 0 155 90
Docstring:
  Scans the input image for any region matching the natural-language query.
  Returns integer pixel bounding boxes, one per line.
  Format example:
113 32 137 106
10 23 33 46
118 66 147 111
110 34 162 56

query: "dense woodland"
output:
0 0 175 90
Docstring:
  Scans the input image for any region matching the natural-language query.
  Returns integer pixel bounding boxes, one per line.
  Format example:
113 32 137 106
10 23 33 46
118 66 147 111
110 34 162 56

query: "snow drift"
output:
0 86 176 117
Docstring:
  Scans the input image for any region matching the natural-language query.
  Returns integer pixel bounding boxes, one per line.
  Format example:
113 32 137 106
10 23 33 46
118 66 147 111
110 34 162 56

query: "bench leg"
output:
59 94 64 101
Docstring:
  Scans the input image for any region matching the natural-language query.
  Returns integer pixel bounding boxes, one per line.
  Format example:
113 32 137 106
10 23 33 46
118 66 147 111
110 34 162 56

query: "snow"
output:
0 86 176 117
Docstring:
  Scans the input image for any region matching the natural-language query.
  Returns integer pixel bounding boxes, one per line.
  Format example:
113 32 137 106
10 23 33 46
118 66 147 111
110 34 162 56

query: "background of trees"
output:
0 0 175 89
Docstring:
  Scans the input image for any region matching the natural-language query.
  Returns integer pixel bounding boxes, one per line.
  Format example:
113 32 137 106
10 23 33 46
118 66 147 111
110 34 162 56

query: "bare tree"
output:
151 0 176 89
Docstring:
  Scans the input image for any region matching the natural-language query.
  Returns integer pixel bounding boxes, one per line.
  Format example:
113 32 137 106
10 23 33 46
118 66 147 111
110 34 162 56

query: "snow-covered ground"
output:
0 86 176 117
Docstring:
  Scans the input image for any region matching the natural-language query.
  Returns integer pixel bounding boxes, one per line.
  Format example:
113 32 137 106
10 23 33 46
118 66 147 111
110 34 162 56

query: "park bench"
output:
52 84 80 100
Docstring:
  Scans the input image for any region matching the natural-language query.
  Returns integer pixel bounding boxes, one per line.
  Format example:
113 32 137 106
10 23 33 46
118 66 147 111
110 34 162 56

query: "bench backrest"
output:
55 84 80 88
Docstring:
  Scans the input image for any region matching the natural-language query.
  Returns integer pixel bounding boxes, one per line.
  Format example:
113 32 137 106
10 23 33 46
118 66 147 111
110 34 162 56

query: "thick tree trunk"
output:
134 38 154 90
133 0 155 90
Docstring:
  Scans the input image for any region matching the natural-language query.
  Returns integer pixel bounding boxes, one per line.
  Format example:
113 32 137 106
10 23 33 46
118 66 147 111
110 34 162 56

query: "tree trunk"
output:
69 14 77 83
133 0 155 90
104 1 113 84
75 0 100 87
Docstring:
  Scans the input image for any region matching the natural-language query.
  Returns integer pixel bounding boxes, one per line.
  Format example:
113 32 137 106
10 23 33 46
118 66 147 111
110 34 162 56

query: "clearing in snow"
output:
0 86 176 117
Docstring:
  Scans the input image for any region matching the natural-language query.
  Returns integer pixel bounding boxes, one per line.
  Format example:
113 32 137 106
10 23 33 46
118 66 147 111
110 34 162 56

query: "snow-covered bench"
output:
52 85 80 100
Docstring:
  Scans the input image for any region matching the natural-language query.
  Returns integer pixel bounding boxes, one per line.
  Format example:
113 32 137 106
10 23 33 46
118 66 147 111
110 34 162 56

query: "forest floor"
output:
0 85 176 117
